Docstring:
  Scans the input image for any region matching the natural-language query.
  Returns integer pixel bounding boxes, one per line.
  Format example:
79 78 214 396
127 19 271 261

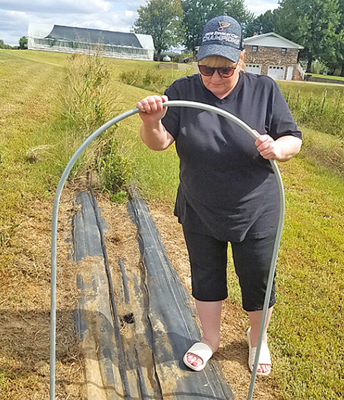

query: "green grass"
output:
273 158 344 399
277 81 344 138
113 113 180 203
0 51 66 225
226 139 344 399
305 72 344 81
1 49 344 399
279 79 344 92
118 62 194 93
278 81 344 102
2 48 70 67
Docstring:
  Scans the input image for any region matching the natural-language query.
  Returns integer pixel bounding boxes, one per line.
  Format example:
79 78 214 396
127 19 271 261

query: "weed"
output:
25 145 53 164
0 223 21 248
61 51 118 134
56 51 132 200
279 83 344 138
119 65 192 93
96 137 133 203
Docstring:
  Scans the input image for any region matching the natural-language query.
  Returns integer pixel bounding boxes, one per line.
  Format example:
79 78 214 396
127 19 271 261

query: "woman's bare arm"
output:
255 134 302 162
136 95 174 151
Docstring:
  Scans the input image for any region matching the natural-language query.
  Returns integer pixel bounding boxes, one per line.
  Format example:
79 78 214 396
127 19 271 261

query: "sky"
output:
0 0 279 47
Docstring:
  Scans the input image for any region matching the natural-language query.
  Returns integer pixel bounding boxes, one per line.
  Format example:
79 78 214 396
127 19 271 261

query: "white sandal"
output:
247 327 272 376
183 342 213 372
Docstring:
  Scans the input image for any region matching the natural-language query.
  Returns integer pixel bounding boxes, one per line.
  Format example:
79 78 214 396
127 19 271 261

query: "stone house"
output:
244 32 304 80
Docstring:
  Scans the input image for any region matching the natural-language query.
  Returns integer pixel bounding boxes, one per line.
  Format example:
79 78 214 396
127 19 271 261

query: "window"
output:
281 48 287 54
246 64 261 74
252 46 258 52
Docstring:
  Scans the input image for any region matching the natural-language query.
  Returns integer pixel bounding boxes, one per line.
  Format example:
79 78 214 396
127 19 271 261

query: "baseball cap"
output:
197 15 244 63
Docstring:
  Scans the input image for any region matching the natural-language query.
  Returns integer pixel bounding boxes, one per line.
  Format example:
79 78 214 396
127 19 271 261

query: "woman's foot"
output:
247 308 273 375
185 299 222 371
185 338 219 369
183 339 218 371
247 327 272 376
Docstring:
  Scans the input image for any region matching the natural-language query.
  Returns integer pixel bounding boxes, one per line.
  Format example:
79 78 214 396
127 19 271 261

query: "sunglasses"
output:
198 64 237 78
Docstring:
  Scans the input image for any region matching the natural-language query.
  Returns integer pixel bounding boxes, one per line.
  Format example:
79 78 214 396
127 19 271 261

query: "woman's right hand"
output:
136 95 174 150
136 95 168 125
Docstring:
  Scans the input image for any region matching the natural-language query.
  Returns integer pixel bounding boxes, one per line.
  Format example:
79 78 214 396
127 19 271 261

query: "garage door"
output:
246 64 261 74
268 66 285 80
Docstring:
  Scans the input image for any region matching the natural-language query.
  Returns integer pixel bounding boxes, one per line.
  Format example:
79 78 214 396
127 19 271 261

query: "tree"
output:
245 9 279 38
19 36 28 50
276 0 342 73
133 0 185 60
181 0 254 52
335 0 344 75
0 39 12 49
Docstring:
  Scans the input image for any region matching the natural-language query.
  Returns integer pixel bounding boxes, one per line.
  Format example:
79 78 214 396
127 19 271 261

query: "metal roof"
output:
28 23 154 50
244 32 303 50
46 25 143 48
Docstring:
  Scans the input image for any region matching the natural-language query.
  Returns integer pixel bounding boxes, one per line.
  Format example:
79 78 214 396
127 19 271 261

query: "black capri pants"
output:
182 228 276 312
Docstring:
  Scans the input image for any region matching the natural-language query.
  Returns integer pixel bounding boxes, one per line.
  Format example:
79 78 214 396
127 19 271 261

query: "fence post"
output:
296 89 300 106
321 89 327 113
308 92 313 108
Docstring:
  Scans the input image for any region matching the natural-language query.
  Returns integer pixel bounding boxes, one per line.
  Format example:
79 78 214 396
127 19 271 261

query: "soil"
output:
0 182 278 400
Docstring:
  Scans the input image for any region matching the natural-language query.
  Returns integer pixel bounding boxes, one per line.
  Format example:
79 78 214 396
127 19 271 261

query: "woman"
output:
136 15 302 376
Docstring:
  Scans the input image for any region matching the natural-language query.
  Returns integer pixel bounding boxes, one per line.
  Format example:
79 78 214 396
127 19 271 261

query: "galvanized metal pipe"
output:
50 100 285 400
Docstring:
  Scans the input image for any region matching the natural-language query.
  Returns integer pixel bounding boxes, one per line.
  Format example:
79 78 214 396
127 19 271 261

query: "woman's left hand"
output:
254 132 302 162
255 134 280 160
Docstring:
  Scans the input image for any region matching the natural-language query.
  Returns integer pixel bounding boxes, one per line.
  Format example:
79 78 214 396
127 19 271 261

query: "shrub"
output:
61 51 121 135
119 67 169 92
58 51 132 202
173 53 192 63
311 60 329 75
95 137 132 203
119 65 191 93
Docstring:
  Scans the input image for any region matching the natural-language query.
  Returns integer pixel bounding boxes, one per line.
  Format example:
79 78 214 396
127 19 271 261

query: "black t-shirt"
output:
162 72 302 242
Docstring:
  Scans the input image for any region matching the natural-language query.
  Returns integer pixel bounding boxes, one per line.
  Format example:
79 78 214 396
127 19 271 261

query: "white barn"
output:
28 23 155 61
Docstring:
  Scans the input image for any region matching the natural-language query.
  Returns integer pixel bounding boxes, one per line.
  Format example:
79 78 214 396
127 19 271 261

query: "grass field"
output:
277 81 344 138
305 73 344 81
1 49 343 399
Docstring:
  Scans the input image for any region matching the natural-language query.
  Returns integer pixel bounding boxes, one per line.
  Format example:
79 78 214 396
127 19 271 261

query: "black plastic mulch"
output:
73 189 234 400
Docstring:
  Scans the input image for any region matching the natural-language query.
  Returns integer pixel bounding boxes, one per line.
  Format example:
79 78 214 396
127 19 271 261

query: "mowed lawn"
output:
0 49 343 399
